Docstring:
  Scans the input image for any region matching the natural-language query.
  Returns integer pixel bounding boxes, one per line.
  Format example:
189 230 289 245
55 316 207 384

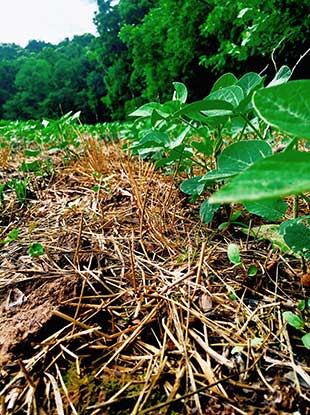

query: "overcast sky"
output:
0 0 98 47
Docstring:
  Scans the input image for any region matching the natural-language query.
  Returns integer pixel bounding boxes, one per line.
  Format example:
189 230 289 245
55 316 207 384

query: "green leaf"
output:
253 80 310 138
301 333 310 349
283 311 304 331
279 218 310 258
180 176 205 196
227 243 241 265
28 242 45 258
173 99 233 119
1 228 19 244
206 85 244 109
268 65 291 87
24 149 41 157
209 150 310 203
236 72 262 96
130 102 161 117
244 198 287 221
211 73 238 92
199 200 220 223
217 140 272 174
173 82 188 103
248 265 258 276
20 160 41 172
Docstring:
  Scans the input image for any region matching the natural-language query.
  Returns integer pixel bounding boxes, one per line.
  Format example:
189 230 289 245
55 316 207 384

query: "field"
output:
1 75 310 415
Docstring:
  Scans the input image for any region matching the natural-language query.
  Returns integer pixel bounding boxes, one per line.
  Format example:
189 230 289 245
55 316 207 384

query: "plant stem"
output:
240 114 264 140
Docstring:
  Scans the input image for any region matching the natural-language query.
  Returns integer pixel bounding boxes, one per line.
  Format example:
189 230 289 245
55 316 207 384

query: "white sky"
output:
0 0 98 47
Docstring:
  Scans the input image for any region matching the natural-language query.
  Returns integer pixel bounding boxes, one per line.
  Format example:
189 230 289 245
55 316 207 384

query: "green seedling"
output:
7 178 29 205
28 242 45 258
227 243 241 265
283 309 310 350
0 228 19 245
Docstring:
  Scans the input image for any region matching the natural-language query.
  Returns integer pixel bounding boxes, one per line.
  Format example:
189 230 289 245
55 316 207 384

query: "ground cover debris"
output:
0 134 310 414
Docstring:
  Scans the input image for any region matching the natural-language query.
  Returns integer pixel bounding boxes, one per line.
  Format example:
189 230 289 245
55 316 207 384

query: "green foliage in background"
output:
0 0 309 122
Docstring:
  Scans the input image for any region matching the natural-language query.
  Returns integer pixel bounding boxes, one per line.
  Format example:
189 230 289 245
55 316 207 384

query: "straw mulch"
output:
0 138 309 414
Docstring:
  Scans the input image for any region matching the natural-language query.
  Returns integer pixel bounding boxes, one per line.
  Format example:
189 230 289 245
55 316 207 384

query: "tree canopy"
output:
0 0 309 122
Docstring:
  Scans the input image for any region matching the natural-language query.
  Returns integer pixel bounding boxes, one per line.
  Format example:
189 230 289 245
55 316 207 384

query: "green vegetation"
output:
1 2 310 414
0 0 309 122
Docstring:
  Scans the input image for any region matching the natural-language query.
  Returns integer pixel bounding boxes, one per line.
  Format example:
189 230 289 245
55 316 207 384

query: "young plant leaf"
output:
244 198 287 221
283 311 304 331
301 333 310 350
268 65 291 87
199 200 220 224
180 176 206 196
227 243 241 265
236 72 262 96
1 228 19 244
28 242 45 258
211 73 238 92
279 217 310 258
130 102 161 117
209 150 310 203
173 82 188 103
248 265 258 276
206 85 244 109
216 140 272 174
253 80 310 138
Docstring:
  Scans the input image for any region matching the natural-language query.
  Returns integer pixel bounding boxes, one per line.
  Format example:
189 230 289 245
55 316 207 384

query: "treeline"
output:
0 0 309 123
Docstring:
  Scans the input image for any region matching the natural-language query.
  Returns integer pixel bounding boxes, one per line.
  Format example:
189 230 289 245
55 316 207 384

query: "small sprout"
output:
248 264 258 276
231 345 244 354
28 242 45 258
227 243 241 265
283 311 304 331
301 333 310 350
250 337 263 347
1 228 19 245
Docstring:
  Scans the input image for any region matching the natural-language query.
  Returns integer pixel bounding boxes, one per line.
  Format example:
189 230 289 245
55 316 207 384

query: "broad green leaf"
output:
211 73 238 92
236 72 262 96
133 131 169 148
180 176 206 196
199 200 220 223
244 198 287 221
302 333 310 350
173 99 233 119
173 82 188 103
279 217 310 258
206 85 244 109
268 65 291 87
209 150 310 203
201 169 237 183
283 311 304 331
130 102 161 117
253 80 310 138
24 149 41 157
217 140 272 173
227 243 241 265
236 73 265 112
